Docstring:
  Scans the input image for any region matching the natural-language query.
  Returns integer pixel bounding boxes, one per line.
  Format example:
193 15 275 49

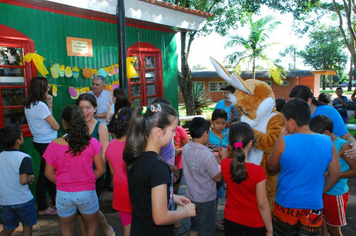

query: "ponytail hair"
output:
123 103 178 172
228 122 255 184
61 105 91 156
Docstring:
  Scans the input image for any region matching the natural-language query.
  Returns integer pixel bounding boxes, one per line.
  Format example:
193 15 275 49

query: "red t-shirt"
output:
174 126 189 169
105 139 132 213
221 159 266 228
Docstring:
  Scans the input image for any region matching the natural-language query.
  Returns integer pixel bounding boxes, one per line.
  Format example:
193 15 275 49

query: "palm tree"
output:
225 14 284 84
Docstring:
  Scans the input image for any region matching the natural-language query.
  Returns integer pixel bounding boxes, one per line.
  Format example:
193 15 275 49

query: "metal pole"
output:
117 0 127 89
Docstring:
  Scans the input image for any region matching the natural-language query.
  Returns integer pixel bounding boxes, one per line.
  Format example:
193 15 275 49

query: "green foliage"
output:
299 25 347 71
179 83 212 115
225 14 285 84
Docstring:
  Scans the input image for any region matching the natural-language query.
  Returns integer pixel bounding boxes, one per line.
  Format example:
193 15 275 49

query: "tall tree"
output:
224 14 284 83
299 25 347 89
164 0 320 115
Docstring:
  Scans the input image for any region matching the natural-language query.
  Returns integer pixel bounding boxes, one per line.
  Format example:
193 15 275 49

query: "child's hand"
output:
182 203 196 218
219 146 228 160
279 127 289 136
174 195 191 206
266 230 273 236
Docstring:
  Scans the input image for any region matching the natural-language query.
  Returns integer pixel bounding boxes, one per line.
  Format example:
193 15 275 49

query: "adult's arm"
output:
341 133 356 159
340 143 356 178
45 115 60 130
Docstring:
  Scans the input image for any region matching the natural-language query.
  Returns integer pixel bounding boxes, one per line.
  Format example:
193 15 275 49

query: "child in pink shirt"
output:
43 105 105 235
105 107 134 236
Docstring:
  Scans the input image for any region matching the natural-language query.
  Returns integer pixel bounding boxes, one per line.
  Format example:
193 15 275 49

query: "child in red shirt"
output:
221 122 272 236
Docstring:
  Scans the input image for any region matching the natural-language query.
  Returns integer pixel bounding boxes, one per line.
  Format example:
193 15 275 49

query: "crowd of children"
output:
2 80 356 236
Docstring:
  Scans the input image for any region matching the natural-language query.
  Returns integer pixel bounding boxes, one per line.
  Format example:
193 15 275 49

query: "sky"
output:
178 6 313 71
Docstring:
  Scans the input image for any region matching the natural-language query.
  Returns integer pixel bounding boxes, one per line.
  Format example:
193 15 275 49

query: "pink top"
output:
105 139 132 213
43 138 101 192
174 126 189 169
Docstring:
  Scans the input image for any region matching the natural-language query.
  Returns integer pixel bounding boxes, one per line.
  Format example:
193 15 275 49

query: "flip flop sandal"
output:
38 207 57 215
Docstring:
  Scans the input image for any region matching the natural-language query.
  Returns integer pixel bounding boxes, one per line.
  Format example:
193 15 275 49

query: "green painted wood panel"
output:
0 3 179 113
0 3 180 193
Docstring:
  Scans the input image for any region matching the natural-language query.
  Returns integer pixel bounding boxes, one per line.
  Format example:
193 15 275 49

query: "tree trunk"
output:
322 75 326 90
252 56 256 79
349 60 353 91
178 32 196 115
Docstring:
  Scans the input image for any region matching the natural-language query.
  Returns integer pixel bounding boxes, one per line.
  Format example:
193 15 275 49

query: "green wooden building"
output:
0 0 209 193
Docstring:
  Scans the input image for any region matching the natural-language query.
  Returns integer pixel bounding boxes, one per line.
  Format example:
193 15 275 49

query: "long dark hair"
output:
228 122 255 184
289 85 323 106
62 105 91 156
24 77 48 108
75 93 97 108
113 88 131 114
123 103 178 172
113 107 134 139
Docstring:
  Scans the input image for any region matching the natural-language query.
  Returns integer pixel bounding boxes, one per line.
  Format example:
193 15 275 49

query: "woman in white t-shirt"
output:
24 77 59 215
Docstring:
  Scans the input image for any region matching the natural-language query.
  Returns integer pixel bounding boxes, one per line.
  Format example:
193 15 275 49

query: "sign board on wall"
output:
66 37 93 57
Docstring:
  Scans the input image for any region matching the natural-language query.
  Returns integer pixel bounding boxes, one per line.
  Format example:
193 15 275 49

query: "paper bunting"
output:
52 84 58 97
24 53 49 77
50 65 59 79
72 67 80 79
82 68 92 79
98 68 108 77
58 64 65 77
127 57 139 79
23 53 138 81
65 66 72 78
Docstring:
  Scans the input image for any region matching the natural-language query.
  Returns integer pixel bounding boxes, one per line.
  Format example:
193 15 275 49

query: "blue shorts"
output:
190 199 217 236
0 198 37 229
56 190 99 217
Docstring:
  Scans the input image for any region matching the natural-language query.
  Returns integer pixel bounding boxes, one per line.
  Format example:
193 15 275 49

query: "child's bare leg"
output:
188 231 199 236
77 215 87 236
21 225 33 236
0 229 15 236
123 224 131 236
98 211 114 236
321 219 329 236
81 211 99 236
327 224 343 236
59 213 76 236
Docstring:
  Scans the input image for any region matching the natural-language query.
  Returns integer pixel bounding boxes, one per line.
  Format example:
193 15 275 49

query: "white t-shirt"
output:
24 101 57 143
0 149 34 205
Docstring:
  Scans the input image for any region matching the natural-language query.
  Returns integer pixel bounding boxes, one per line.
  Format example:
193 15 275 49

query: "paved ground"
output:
2 174 356 235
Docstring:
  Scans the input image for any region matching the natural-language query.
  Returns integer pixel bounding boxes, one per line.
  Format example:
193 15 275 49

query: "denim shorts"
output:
0 198 37 229
190 199 217 236
56 190 99 217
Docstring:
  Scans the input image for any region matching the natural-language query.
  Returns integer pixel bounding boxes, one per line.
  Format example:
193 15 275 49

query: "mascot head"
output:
210 58 276 123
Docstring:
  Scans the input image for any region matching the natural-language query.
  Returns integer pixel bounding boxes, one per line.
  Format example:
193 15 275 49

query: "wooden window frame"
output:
127 42 163 106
